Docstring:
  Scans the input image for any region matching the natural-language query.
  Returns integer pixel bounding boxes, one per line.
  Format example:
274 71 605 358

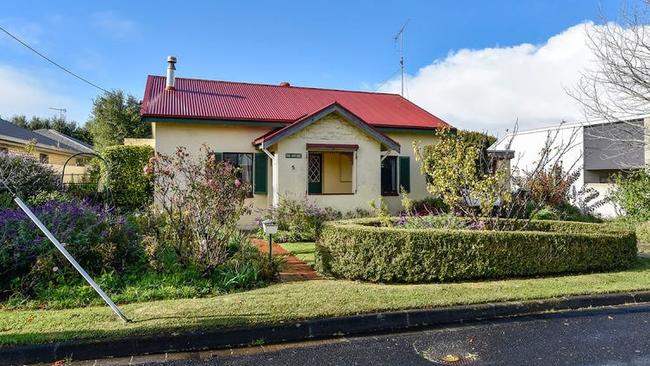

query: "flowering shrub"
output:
0 200 144 299
147 145 251 271
0 152 60 198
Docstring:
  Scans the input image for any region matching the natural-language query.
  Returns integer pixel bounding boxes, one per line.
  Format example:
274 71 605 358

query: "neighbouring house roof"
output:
34 129 94 154
0 118 93 155
253 102 401 152
141 75 451 130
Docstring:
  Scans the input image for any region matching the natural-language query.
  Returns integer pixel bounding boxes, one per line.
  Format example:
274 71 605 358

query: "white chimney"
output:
166 56 177 91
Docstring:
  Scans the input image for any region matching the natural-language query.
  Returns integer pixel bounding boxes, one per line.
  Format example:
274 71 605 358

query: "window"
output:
75 158 87 167
39 153 49 164
381 156 398 195
223 153 253 196
381 156 410 196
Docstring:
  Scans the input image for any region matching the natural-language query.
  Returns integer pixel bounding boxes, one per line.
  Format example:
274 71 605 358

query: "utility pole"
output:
394 20 409 97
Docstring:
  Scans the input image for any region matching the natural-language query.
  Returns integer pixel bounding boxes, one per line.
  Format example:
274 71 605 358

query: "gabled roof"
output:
253 102 401 152
141 75 451 130
0 119 93 154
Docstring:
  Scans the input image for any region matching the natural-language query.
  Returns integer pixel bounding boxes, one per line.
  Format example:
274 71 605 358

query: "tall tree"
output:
86 90 151 150
5 114 93 145
569 5 650 156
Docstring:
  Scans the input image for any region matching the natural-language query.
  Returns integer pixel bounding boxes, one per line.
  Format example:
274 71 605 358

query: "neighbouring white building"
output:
490 117 650 217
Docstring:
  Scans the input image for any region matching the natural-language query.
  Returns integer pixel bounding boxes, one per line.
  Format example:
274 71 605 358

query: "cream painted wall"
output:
382 131 438 212
273 113 382 213
153 122 274 227
152 119 441 226
0 140 89 182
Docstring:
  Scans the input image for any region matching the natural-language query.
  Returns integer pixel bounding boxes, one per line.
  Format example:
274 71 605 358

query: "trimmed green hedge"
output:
101 145 154 210
316 218 637 283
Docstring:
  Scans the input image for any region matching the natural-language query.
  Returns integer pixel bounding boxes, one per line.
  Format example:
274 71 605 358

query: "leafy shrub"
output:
531 205 559 220
27 190 72 206
316 218 637 283
409 197 448 215
523 165 580 207
148 146 250 271
0 152 60 199
612 169 650 221
638 221 650 244
0 200 144 299
398 213 468 230
261 196 369 242
101 145 154 210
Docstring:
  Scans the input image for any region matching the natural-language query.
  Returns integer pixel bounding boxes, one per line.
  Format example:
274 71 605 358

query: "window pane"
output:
239 153 253 187
381 156 397 195
223 153 253 196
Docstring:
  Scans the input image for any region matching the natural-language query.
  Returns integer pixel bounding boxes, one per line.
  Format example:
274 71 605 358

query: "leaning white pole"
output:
14 196 130 322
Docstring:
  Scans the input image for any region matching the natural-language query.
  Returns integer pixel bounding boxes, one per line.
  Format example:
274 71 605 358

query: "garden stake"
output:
12 195 131 322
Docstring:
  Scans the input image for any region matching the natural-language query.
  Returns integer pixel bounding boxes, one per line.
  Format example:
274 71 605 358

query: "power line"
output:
0 24 110 94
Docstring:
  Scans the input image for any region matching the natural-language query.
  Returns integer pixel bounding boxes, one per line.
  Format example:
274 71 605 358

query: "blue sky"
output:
0 1 636 133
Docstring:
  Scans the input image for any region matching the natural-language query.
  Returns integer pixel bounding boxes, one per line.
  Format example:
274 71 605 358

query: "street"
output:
144 304 650 366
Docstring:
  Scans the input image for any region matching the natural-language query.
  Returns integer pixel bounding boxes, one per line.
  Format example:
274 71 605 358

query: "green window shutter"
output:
254 153 268 194
399 156 410 193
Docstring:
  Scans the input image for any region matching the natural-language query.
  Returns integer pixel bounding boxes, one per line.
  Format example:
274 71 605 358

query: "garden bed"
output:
316 218 638 283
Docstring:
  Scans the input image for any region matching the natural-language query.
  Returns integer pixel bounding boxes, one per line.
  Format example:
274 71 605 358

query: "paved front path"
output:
251 239 320 282
143 303 650 366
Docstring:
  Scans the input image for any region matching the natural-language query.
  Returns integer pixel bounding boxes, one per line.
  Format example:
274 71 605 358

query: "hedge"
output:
315 218 637 283
101 145 153 210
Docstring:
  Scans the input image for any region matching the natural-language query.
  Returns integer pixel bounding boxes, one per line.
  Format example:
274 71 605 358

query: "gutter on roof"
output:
0 135 80 155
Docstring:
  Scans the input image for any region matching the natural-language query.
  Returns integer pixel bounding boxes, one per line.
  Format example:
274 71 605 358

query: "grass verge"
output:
279 242 315 266
2 258 650 346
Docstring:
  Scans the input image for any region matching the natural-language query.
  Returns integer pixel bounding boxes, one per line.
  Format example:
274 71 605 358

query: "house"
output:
0 118 94 183
489 117 650 217
141 57 452 227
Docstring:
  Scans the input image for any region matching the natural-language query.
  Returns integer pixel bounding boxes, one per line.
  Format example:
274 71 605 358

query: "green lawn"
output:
3 258 650 347
279 242 315 266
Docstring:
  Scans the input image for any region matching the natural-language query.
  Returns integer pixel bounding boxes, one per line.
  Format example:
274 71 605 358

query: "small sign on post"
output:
262 219 278 261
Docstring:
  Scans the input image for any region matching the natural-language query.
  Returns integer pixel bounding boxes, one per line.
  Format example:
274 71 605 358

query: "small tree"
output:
86 90 151 150
611 169 650 221
415 128 510 221
147 145 250 272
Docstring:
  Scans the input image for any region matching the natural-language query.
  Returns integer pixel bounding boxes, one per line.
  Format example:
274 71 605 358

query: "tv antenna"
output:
394 19 409 97
49 107 67 119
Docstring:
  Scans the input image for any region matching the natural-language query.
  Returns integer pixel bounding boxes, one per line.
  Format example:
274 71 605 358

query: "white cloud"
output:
91 11 139 39
378 22 597 136
0 65 80 121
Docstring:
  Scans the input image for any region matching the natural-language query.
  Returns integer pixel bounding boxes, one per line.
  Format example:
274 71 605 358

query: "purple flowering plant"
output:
0 199 143 298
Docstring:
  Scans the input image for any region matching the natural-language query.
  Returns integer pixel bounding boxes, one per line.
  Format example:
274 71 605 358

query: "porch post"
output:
272 151 280 207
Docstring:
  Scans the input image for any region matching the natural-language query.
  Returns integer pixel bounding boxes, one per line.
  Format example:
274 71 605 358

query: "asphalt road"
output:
146 304 650 366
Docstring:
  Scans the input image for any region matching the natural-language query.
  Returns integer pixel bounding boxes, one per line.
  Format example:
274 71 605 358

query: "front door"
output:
308 153 322 194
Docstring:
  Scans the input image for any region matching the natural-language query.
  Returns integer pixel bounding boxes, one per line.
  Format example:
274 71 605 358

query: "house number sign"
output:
285 153 302 159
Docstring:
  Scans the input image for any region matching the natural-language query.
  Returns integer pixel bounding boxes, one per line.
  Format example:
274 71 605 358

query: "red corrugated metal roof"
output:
141 75 451 129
